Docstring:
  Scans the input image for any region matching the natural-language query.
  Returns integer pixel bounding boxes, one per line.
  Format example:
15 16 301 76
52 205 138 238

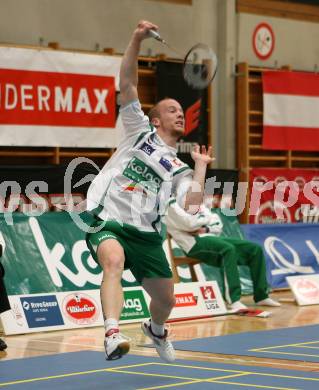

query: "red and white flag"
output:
262 71 319 151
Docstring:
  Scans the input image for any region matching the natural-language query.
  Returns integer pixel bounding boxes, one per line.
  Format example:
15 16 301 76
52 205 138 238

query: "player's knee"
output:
169 294 176 309
223 242 236 256
164 294 176 311
100 253 124 273
155 292 175 311
252 243 263 256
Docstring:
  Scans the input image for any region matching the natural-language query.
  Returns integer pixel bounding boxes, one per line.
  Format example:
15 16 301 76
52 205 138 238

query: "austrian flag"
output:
262 71 319 151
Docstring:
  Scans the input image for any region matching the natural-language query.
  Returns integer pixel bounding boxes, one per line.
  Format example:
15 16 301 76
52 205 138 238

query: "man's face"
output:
156 99 185 136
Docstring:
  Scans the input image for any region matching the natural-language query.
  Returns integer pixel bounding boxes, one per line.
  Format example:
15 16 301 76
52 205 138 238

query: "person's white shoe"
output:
104 329 131 360
141 319 175 363
228 301 248 312
255 297 281 307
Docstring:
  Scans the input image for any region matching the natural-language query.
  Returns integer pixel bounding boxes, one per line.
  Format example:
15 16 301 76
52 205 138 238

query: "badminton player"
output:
86 20 213 362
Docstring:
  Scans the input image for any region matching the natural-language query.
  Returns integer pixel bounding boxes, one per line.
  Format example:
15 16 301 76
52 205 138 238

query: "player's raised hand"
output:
134 20 159 41
191 145 214 165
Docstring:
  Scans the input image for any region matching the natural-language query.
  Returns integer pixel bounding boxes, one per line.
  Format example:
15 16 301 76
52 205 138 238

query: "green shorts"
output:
86 219 172 283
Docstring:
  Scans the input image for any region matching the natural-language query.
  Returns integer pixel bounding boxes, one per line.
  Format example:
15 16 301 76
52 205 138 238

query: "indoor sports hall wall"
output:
0 0 218 56
237 13 319 71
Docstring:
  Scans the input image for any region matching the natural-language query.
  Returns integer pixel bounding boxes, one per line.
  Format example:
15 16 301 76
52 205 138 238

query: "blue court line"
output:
0 351 319 389
173 324 319 362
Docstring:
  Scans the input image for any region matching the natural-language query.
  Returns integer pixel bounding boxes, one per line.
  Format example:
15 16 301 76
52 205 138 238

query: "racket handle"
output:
149 29 165 43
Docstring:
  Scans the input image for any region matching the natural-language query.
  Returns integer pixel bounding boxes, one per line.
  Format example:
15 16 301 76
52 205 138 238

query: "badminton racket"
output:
149 29 218 90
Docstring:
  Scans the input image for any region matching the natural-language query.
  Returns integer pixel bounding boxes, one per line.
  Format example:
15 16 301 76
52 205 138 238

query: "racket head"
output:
183 43 218 90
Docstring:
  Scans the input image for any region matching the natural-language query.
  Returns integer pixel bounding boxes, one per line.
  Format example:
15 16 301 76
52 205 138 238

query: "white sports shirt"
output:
165 199 223 253
87 100 193 233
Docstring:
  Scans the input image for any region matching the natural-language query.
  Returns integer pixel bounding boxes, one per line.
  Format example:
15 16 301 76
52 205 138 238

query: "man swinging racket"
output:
86 20 214 362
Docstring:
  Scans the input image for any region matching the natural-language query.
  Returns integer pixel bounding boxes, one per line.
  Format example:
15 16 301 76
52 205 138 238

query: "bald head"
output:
148 98 171 123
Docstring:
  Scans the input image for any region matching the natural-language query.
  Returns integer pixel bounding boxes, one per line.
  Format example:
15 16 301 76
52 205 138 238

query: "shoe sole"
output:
106 341 130 360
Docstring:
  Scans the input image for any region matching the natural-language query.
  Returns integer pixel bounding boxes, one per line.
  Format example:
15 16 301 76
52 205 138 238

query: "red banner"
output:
249 168 319 224
262 71 319 151
0 69 115 127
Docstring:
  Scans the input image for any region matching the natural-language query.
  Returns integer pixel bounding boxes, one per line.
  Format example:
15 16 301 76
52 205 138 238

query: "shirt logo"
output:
122 182 147 195
172 158 183 167
159 157 172 172
123 157 163 194
140 142 155 155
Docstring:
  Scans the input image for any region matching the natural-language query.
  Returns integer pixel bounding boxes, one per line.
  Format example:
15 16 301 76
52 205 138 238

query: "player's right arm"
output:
120 20 159 107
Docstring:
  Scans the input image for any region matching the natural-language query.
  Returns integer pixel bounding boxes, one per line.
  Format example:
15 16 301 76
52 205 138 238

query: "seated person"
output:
165 198 280 311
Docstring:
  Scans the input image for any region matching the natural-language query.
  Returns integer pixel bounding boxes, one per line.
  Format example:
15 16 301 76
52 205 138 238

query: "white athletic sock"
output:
150 319 165 336
105 318 119 334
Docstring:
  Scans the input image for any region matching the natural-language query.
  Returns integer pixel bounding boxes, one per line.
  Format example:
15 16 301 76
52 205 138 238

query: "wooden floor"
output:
1 290 319 374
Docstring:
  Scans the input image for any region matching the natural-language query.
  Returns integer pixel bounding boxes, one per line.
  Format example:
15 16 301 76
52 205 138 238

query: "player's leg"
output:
86 226 131 360
142 277 175 326
97 239 125 321
187 236 245 309
227 238 280 306
141 277 176 362
126 234 176 362
96 238 131 359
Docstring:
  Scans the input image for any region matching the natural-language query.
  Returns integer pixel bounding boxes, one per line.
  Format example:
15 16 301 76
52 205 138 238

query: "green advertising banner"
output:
0 209 253 298
0 212 140 295
121 289 150 321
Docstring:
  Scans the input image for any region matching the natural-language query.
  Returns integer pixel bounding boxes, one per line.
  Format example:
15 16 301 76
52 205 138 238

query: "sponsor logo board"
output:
120 289 150 321
287 274 319 305
20 295 64 328
175 293 198 307
62 293 99 325
167 282 227 320
0 69 115 128
200 286 221 311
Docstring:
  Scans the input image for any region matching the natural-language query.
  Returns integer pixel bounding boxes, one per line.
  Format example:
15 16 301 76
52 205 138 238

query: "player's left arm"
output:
184 145 214 214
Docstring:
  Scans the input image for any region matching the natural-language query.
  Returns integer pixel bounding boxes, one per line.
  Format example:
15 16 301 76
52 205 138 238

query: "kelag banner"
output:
0 211 250 295
241 223 319 289
250 168 319 224
1 212 98 294
0 212 229 334
156 61 208 168
0 212 131 295
0 212 150 334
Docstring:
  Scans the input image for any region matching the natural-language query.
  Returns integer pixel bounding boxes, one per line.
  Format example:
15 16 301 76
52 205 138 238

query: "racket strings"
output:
183 44 218 89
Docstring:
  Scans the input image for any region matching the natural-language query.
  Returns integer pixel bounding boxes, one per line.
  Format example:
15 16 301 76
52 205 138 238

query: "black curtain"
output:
156 61 208 168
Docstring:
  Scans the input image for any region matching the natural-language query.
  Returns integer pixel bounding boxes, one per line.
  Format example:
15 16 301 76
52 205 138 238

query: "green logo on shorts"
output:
120 290 150 320
123 157 162 194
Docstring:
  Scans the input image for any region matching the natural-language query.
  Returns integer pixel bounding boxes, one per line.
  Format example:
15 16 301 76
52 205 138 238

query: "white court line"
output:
15 339 319 370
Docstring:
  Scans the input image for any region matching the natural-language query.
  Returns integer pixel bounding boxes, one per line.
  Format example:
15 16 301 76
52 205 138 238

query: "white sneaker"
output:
255 297 281 307
228 301 248 312
104 329 130 360
141 320 175 363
